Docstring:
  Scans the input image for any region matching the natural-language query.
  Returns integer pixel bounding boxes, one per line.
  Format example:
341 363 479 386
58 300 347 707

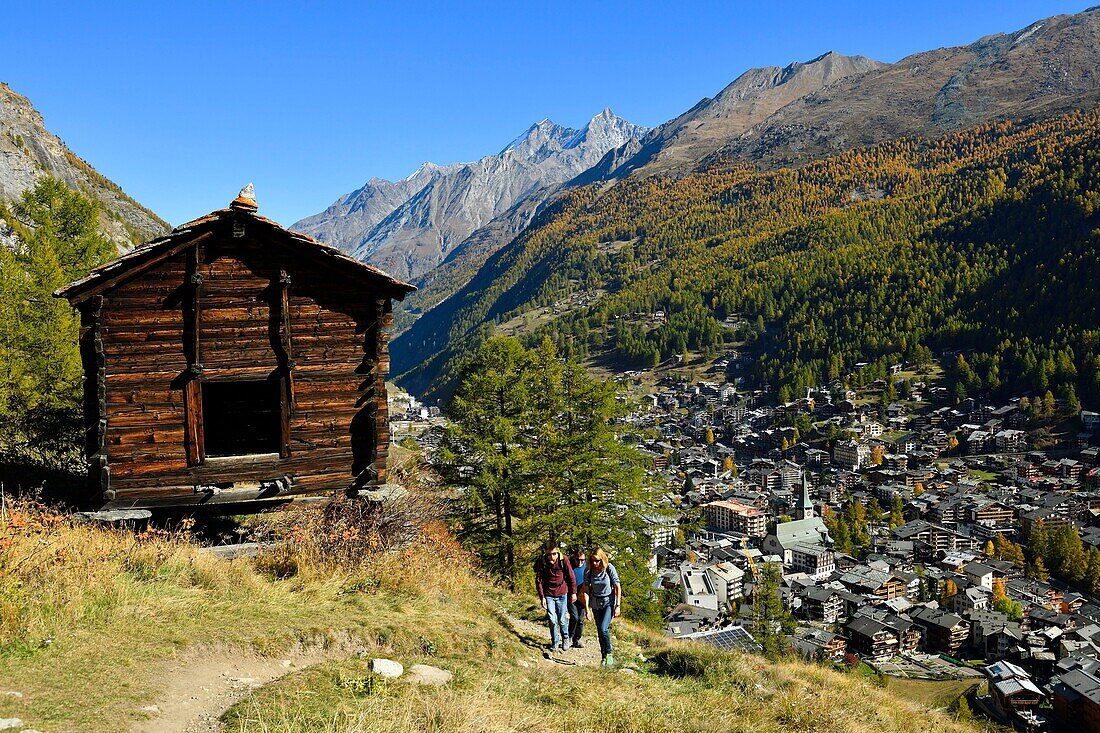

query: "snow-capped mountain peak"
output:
293 109 649 281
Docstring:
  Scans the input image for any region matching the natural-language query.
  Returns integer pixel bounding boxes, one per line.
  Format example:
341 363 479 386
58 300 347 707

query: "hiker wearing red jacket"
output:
534 540 577 653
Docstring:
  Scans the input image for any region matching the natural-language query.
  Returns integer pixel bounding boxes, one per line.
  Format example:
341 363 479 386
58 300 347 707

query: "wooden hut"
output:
55 186 415 509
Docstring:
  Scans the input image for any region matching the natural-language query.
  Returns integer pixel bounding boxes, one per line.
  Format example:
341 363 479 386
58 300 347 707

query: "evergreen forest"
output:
0 178 114 477
393 110 1100 408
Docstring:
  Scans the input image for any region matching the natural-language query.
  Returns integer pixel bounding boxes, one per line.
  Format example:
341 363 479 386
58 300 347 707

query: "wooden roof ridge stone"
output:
55 202 415 304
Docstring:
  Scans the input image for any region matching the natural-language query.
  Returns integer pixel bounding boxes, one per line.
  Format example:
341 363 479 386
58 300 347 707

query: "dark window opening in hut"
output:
201 380 282 458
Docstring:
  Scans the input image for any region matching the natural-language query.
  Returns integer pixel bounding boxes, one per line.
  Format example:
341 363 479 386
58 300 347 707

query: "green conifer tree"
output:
754 562 794 660
0 177 114 459
889 495 905 528
437 337 534 583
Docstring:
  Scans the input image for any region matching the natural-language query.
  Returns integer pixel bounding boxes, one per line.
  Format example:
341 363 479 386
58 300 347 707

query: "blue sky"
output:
1 1 1094 227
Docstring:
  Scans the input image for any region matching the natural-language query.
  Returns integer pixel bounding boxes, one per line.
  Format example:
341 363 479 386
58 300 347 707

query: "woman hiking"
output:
581 547 621 666
567 547 587 648
534 540 577 654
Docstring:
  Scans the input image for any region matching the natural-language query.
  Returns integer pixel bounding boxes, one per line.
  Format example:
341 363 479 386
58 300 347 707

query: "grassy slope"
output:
0 502 985 733
887 677 983 710
223 636 991 733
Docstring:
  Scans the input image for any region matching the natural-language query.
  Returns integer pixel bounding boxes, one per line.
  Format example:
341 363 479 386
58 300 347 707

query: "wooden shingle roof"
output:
55 204 415 305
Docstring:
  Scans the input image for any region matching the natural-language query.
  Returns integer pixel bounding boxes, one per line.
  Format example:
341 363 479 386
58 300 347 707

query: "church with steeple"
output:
795 471 816 520
762 473 835 579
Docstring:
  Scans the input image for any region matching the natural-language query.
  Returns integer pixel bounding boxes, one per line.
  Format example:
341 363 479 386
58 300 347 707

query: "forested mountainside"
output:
0 82 166 246
390 188 546 332
393 110 1100 407
390 7 1100 337
391 52 880 333
292 109 647 282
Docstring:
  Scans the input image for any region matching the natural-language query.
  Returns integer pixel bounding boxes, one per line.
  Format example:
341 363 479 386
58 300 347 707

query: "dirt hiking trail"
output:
131 611 611 732
131 646 337 733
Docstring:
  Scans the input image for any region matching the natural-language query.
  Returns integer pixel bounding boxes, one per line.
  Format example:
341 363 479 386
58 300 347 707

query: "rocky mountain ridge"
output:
701 9 1100 170
579 50 885 182
0 82 167 245
292 108 647 281
289 162 461 263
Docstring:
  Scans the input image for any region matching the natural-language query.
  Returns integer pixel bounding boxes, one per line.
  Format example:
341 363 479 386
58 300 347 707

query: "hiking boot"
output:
604 653 615 667
572 639 585 649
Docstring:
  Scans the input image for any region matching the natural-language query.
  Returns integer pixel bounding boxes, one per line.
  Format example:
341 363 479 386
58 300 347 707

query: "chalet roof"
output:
963 561 996 577
881 614 915 635
908 605 966 630
1030 606 1072 626
961 586 991 603
839 565 894 590
986 660 1030 682
705 562 745 581
985 559 1017 573
892 520 934 539
1053 668 1100 705
797 628 843 645
846 615 890 638
881 597 913 614
55 202 416 304
804 585 840 602
993 678 1043 698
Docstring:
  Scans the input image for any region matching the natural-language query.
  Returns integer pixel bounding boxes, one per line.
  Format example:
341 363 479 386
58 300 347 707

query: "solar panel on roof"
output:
683 627 762 653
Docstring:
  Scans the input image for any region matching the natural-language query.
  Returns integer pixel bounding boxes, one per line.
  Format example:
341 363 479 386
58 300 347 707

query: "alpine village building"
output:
55 186 415 509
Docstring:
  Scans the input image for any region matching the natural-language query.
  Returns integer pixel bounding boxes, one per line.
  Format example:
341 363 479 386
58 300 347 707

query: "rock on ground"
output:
369 658 404 678
406 664 453 686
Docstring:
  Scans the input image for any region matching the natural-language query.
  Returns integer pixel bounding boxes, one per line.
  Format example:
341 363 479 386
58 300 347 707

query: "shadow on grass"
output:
0 456 84 508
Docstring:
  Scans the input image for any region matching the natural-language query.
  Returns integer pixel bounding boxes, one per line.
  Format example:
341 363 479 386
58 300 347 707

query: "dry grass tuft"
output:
246 486 463 587
0 497 260 651
224 634 987 733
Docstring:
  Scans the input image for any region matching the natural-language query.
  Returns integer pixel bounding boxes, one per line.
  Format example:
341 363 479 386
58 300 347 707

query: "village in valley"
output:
393 351 1100 732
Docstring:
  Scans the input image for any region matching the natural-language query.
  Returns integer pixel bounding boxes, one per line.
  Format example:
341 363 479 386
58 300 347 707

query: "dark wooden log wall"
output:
94 225 391 506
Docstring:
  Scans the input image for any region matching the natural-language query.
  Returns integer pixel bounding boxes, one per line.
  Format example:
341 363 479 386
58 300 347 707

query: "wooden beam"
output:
79 296 112 503
373 299 390 485
198 453 282 471
184 379 204 466
183 243 205 466
277 269 294 458
67 231 214 305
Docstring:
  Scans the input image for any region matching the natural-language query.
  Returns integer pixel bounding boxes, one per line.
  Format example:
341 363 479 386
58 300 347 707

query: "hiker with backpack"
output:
534 540 577 654
567 547 587 648
581 547 621 666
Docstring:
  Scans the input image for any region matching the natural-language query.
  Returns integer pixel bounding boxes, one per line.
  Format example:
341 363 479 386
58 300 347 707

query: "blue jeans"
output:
545 595 569 649
592 604 614 657
568 599 585 644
